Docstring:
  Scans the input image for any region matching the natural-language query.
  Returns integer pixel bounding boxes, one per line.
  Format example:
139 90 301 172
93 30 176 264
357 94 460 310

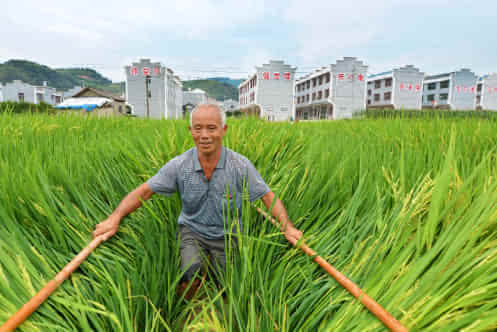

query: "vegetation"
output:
208 77 244 88
0 101 57 114
183 80 238 101
1 110 497 331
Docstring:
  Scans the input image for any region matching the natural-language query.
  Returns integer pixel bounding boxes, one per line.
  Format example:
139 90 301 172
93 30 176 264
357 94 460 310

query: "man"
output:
93 104 302 298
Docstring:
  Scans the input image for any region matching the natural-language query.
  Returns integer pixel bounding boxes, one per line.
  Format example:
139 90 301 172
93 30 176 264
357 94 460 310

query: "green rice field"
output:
1 111 497 331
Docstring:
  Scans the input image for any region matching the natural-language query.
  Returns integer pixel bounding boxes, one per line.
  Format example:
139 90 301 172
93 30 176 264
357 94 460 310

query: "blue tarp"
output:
56 104 98 111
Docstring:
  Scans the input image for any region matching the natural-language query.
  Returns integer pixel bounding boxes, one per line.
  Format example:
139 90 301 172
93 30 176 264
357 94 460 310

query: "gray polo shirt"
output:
147 146 270 240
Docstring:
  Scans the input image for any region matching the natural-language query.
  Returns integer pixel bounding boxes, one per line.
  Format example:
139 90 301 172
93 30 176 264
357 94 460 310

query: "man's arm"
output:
261 191 303 244
92 182 155 240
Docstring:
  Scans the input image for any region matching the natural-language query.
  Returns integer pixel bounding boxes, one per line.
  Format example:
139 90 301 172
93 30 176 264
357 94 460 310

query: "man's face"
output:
190 107 227 156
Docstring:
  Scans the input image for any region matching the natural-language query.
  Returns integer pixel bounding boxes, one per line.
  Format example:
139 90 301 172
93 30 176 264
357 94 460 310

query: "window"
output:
367 99 371 105
374 93 380 101
312 92 316 100
318 76 323 85
477 84 482 92
37 93 44 103
312 78 316 87
318 91 322 99
325 89 329 98
385 78 392 87
476 96 481 104
306 94 310 102
427 94 435 102
384 92 391 101
440 80 449 89
439 93 448 101
306 81 310 89
368 89 371 96
18 93 24 102
325 73 330 83
375 81 381 89
427 83 437 90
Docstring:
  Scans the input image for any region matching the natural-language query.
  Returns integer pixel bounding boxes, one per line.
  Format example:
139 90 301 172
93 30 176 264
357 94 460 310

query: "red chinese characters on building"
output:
358 74 364 81
347 74 354 80
153 67 160 75
408 84 413 91
130 67 138 76
142 67 151 76
273 72 281 80
494 87 497 92
471 86 475 93
456 86 461 93
283 72 291 80
337 73 345 80
415 84 421 91
400 83 405 90
263 72 270 80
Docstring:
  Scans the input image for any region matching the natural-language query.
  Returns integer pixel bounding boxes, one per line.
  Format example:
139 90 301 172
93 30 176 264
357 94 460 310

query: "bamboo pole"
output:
255 207 408 332
0 236 105 332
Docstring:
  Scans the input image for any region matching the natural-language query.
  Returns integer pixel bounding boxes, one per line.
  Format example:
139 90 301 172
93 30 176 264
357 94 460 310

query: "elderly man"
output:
93 104 302 298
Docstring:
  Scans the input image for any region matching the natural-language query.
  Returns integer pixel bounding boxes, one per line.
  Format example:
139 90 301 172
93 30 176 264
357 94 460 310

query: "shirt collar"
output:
193 146 226 172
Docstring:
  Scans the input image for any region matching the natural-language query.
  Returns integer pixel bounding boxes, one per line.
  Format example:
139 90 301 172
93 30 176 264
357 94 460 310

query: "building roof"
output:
56 97 113 111
73 87 124 102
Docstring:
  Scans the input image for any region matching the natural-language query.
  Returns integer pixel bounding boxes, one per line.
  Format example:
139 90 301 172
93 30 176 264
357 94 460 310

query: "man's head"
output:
189 104 227 156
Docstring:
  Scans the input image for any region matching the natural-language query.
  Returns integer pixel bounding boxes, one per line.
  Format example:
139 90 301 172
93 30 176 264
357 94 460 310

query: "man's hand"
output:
284 225 303 246
93 215 121 241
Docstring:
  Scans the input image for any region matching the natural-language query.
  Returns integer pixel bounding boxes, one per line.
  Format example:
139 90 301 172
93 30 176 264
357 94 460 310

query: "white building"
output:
422 68 477 110
367 65 424 110
124 59 183 119
183 88 208 107
1 80 62 105
295 57 368 120
475 74 497 111
221 99 239 113
239 60 297 121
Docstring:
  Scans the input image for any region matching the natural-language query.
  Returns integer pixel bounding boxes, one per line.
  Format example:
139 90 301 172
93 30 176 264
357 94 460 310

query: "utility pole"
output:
145 75 151 118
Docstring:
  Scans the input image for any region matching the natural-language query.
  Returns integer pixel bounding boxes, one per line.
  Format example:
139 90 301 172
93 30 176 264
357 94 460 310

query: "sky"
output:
1 0 496 82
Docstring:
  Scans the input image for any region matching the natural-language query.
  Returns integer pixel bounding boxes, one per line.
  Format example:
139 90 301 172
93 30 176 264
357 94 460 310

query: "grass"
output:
1 110 497 331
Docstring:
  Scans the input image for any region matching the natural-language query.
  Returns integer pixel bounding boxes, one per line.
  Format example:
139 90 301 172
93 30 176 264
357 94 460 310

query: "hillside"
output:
0 59 120 94
208 77 244 88
183 79 238 101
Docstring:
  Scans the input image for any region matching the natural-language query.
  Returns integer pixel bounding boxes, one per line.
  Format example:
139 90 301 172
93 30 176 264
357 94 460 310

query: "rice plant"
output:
1 112 497 331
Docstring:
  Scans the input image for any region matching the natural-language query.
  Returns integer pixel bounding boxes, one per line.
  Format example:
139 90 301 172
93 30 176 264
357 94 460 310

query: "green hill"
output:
0 59 120 94
183 79 238 101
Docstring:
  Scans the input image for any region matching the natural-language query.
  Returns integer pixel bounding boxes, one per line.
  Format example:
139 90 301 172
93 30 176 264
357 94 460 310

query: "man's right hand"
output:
93 215 121 241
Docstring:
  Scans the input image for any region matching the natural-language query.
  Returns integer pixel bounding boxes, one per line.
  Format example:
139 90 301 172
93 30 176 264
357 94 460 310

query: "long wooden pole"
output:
0 236 105 332
255 207 408 332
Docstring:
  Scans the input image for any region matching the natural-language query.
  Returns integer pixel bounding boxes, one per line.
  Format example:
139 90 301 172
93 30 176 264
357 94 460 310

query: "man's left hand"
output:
284 225 303 245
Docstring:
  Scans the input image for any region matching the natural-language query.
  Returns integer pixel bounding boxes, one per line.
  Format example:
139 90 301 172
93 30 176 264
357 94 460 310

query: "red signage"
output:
283 72 291 80
358 74 364 81
130 67 138 76
273 72 280 80
142 67 151 76
337 73 345 80
415 84 421 91
153 67 160 75
263 72 270 80
400 83 405 90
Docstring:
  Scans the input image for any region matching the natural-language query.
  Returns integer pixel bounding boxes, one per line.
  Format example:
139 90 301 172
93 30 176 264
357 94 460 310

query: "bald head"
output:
190 104 226 128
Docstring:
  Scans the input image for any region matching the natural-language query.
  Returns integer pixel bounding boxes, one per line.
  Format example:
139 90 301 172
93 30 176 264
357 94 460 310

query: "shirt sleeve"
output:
245 160 271 202
147 158 179 196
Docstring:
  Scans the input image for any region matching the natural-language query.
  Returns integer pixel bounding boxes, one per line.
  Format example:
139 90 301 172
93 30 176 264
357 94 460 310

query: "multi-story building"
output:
1 80 62 105
367 65 424 110
422 68 477 110
125 58 183 119
239 60 297 121
183 88 209 107
475 74 497 111
295 57 368 120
